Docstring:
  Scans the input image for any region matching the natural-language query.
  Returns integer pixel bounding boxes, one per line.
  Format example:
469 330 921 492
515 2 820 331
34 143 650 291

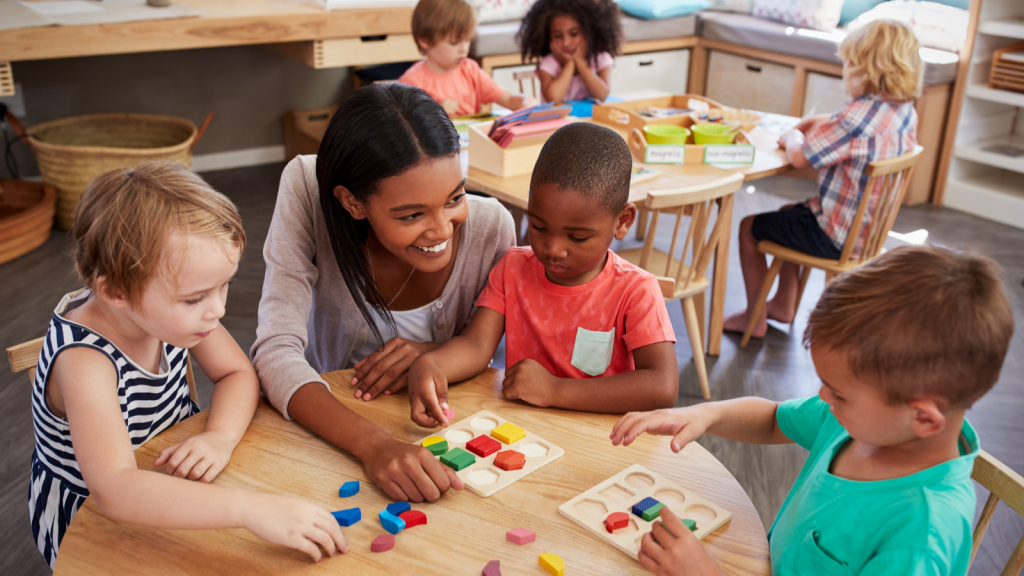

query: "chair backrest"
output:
7 336 198 404
837 145 924 265
513 70 539 99
970 450 1024 576
637 173 744 298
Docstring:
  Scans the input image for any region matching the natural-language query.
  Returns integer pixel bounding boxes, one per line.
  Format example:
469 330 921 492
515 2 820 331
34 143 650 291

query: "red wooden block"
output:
605 511 630 533
371 534 395 553
506 527 536 545
399 510 427 528
493 450 526 471
466 435 501 457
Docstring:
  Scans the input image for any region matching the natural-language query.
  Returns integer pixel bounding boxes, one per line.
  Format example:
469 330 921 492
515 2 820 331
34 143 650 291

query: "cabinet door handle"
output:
746 64 762 73
639 60 654 66
360 35 387 42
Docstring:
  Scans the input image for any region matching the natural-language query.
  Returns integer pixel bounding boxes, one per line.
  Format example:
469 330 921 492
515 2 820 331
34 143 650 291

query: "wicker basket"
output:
12 112 212 229
0 179 56 265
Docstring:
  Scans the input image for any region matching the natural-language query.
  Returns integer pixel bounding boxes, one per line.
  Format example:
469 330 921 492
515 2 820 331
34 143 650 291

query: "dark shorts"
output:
751 204 842 260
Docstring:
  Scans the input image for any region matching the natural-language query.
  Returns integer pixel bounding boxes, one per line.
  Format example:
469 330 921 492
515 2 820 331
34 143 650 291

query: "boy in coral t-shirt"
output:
407 123 679 427
399 0 535 117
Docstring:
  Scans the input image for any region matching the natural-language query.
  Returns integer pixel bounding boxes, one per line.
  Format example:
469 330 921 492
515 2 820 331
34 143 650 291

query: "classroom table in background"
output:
53 369 771 576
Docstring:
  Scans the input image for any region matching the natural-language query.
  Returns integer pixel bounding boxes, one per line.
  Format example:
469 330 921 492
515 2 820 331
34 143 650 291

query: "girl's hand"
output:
244 493 349 562
407 357 451 427
638 507 725 576
610 406 712 452
572 37 590 69
154 431 236 483
352 338 440 401
363 437 464 502
501 359 558 407
550 42 574 67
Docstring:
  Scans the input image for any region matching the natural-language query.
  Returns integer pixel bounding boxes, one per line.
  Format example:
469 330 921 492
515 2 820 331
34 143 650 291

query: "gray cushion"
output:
472 14 698 58
698 11 957 85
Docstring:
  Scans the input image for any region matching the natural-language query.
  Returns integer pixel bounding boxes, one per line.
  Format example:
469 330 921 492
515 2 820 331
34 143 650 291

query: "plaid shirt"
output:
803 94 917 258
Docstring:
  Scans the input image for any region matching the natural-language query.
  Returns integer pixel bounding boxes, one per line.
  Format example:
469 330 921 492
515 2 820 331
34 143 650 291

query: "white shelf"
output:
966 84 1024 107
944 171 1024 230
954 135 1024 174
979 19 1024 39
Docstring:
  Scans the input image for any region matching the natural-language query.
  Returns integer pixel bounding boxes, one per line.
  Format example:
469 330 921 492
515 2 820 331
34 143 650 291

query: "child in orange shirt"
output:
399 0 535 117
407 123 679 426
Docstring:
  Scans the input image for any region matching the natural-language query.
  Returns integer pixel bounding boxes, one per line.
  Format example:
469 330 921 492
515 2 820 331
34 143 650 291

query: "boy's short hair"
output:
531 123 631 214
73 161 246 307
840 19 923 102
804 245 1013 408
411 0 476 55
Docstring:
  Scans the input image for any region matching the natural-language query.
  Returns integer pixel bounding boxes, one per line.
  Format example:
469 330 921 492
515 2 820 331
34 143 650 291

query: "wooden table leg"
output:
707 195 734 356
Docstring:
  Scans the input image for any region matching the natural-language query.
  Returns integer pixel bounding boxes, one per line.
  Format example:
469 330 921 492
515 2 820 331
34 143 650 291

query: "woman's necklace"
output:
366 245 415 308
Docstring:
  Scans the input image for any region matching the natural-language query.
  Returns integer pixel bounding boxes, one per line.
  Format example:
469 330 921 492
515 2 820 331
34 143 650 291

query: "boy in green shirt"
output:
610 245 1014 575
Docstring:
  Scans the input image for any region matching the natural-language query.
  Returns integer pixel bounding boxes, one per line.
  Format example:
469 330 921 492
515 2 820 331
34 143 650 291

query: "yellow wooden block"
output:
422 436 445 447
539 553 564 576
491 422 525 444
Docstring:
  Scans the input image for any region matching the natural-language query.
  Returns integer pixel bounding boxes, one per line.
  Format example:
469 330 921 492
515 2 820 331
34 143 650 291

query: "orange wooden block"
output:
494 450 525 471
399 510 427 528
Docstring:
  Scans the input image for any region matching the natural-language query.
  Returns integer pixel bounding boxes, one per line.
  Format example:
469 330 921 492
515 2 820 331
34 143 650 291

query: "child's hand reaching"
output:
407 357 452 427
244 493 349 562
154 430 237 483
639 507 725 576
441 98 460 117
502 359 558 407
610 406 712 453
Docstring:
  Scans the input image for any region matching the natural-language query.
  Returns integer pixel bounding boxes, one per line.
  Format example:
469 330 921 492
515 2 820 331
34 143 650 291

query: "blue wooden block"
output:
379 510 406 534
338 480 360 498
386 501 411 516
631 497 660 518
332 507 361 527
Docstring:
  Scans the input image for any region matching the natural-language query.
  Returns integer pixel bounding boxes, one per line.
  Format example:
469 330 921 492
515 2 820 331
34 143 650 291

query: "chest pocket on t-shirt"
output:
570 327 615 376
794 528 853 576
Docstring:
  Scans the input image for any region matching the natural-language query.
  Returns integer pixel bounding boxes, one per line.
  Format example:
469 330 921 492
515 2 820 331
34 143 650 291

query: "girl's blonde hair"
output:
73 161 246 306
840 19 923 102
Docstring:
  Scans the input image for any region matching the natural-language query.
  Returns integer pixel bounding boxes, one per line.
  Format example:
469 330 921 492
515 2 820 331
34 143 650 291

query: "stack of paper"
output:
488 104 572 149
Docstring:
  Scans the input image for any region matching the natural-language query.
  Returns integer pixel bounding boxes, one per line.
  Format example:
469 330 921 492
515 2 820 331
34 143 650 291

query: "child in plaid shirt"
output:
724 20 922 339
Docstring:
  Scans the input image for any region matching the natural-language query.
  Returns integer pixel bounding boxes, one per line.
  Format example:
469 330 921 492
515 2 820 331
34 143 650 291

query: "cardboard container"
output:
593 95 725 133
468 121 554 178
283 105 338 161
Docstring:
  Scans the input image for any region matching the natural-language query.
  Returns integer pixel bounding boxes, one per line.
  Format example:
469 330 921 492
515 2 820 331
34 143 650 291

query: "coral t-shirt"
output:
398 58 507 117
475 247 676 378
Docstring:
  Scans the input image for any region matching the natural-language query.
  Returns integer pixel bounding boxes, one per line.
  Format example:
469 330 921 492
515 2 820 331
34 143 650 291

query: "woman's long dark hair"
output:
316 83 460 346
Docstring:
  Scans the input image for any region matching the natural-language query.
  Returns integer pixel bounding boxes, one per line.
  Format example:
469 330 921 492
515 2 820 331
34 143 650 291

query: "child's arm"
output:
54 348 347 562
639 507 726 576
495 91 538 111
610 397 793 452
154 326 259 482
538 64 574 104
407 307 506 427
501 341 677 413
571 45 611 102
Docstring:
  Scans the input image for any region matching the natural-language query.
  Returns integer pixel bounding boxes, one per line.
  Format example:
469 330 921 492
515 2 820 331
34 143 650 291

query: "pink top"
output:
398 58 507 117
475 247 676 378
537 52 614 101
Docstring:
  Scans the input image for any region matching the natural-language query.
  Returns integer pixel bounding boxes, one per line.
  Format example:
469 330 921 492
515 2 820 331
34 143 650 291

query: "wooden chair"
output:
617 173 744 400
514 69 539 100
7 336 199 404
971 450 1024 576
740 145 924 347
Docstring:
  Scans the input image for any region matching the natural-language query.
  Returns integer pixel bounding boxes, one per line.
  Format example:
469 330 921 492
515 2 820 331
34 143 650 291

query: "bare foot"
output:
765 299 796 324
723 310 766 339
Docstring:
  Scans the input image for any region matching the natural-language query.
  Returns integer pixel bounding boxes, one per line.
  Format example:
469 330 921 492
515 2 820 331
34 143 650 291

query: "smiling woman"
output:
251 83 515 503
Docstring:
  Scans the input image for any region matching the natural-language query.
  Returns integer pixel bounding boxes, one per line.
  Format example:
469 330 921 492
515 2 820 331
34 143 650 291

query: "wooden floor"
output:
2 163 1021 575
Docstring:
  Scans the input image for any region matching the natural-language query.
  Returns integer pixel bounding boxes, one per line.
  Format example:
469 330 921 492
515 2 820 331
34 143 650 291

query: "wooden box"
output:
624 127 755 166
989 40 1024 94
468 121 554 178
593 94 724 133
282 105 338 161
268 35 422 69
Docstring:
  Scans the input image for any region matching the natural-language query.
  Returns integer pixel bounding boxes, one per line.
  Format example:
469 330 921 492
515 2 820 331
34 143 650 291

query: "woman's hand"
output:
154 430 236 483
244 493 349 562
407 356 452 427
351 338 440 401
610 405 714 453
362 437 464 502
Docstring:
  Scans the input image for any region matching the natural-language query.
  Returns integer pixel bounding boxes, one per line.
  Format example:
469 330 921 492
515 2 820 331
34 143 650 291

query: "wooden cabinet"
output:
705 50 794 114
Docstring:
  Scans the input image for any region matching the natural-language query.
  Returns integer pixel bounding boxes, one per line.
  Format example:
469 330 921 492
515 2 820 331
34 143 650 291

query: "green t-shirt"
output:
769 397 978 576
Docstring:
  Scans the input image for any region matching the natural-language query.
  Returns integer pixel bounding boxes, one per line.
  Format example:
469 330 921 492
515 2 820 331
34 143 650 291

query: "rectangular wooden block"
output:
641 503 666 522
558 464 732 561
439 447 475 471
412 410 564 497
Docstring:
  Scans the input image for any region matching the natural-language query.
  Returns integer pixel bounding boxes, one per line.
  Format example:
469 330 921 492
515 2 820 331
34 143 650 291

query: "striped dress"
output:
29 289 199 568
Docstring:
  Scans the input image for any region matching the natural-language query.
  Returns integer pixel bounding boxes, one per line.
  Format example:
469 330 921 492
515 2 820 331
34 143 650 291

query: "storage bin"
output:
283 105 339 162
705 51 795 115
468 121 554 177
0 179 56 265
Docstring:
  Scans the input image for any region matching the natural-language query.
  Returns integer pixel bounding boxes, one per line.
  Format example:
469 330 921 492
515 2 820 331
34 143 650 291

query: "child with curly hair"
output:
517 0 623 104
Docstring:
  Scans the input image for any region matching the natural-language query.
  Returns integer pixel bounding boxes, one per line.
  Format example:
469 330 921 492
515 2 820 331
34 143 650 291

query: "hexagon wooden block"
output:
493 450 525 471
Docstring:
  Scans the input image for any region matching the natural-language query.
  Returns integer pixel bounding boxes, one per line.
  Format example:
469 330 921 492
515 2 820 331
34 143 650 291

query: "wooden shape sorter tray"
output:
558 464 732 560
413 410 564 497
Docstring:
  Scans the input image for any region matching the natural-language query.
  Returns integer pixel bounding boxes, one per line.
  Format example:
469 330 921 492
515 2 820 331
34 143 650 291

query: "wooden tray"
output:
593 94 725 133
468 121 558 178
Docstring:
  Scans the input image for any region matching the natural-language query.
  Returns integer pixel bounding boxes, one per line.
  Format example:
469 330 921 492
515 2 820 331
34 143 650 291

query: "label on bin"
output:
645 145 685 164
703 145 755 164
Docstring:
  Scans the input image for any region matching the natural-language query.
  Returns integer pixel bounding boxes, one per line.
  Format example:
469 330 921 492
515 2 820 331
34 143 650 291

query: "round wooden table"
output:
54 369 771 575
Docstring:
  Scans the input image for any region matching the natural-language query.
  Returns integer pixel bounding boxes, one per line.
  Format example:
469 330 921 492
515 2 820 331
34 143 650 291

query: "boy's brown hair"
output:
73 161 246 307
411 0 477 55
839 19 923 102
804 245 1013 408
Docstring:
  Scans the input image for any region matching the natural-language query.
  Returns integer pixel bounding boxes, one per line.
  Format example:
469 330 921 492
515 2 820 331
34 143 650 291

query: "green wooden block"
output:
682 518 697 531
641 503 666 522
439 447 475 471
426 439 449 456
